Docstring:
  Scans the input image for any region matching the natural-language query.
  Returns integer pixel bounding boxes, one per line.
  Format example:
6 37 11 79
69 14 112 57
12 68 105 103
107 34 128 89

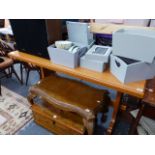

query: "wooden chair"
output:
0 38 22 95
0 28 40 86
129 77 155 134
28 74 111 135
20 62 41 85
0 56 21 95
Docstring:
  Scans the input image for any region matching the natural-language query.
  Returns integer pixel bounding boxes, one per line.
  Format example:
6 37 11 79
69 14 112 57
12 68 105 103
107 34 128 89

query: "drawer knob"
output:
53 115 57 119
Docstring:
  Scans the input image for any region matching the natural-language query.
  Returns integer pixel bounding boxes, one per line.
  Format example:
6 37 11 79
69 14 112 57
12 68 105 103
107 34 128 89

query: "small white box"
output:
110 55 155 83
80 56 106 72
112 28 155 63
47 44 87 68
84 45 112 62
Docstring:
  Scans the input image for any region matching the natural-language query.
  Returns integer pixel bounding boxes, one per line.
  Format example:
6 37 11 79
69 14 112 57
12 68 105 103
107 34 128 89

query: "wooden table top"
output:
90 23 155 34
9 51 146 98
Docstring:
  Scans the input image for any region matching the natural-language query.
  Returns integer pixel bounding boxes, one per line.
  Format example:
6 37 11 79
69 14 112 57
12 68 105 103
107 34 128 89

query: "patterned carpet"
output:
0 86 33 135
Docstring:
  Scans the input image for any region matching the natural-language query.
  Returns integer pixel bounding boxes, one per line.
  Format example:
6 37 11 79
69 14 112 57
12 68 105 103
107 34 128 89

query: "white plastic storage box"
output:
84 45 112 62
110 55 155 83
66 21 94 48
112 29 155 63
47 44 87 68
80 56 107 72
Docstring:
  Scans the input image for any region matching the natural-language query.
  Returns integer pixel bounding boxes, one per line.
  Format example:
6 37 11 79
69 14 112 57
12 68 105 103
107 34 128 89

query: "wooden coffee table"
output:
9 51 146 134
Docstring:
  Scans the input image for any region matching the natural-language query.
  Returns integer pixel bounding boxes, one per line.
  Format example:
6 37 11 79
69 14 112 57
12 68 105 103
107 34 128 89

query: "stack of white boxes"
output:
110 28 155 83
80 45 112 72
47 21 94 68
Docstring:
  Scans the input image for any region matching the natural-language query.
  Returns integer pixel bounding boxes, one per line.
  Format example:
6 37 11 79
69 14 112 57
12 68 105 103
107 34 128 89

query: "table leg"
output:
40 67 45 79
107 92 123 134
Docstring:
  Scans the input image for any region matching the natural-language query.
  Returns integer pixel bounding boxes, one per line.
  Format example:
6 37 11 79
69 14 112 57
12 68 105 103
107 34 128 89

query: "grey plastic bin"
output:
47 45 87 68
110 55 155 83
112 28 155 63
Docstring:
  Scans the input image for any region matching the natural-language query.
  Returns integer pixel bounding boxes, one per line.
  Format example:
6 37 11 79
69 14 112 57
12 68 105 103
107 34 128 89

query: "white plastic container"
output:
112 28 155 63
110 55 155 83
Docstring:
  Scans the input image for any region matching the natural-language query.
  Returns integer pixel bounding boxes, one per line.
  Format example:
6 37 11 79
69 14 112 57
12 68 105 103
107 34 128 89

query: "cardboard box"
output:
47 44 87 68
112 29 155 63
84 45 112 62
80 56 106 72
110 55 155 83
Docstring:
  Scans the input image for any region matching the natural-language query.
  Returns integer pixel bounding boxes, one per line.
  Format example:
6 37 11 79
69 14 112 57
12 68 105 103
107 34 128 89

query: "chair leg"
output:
20 63 23 84
3 70 9 78
0 80 1 96
8 67 12 77
26 69 30 86
11 66 22 84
